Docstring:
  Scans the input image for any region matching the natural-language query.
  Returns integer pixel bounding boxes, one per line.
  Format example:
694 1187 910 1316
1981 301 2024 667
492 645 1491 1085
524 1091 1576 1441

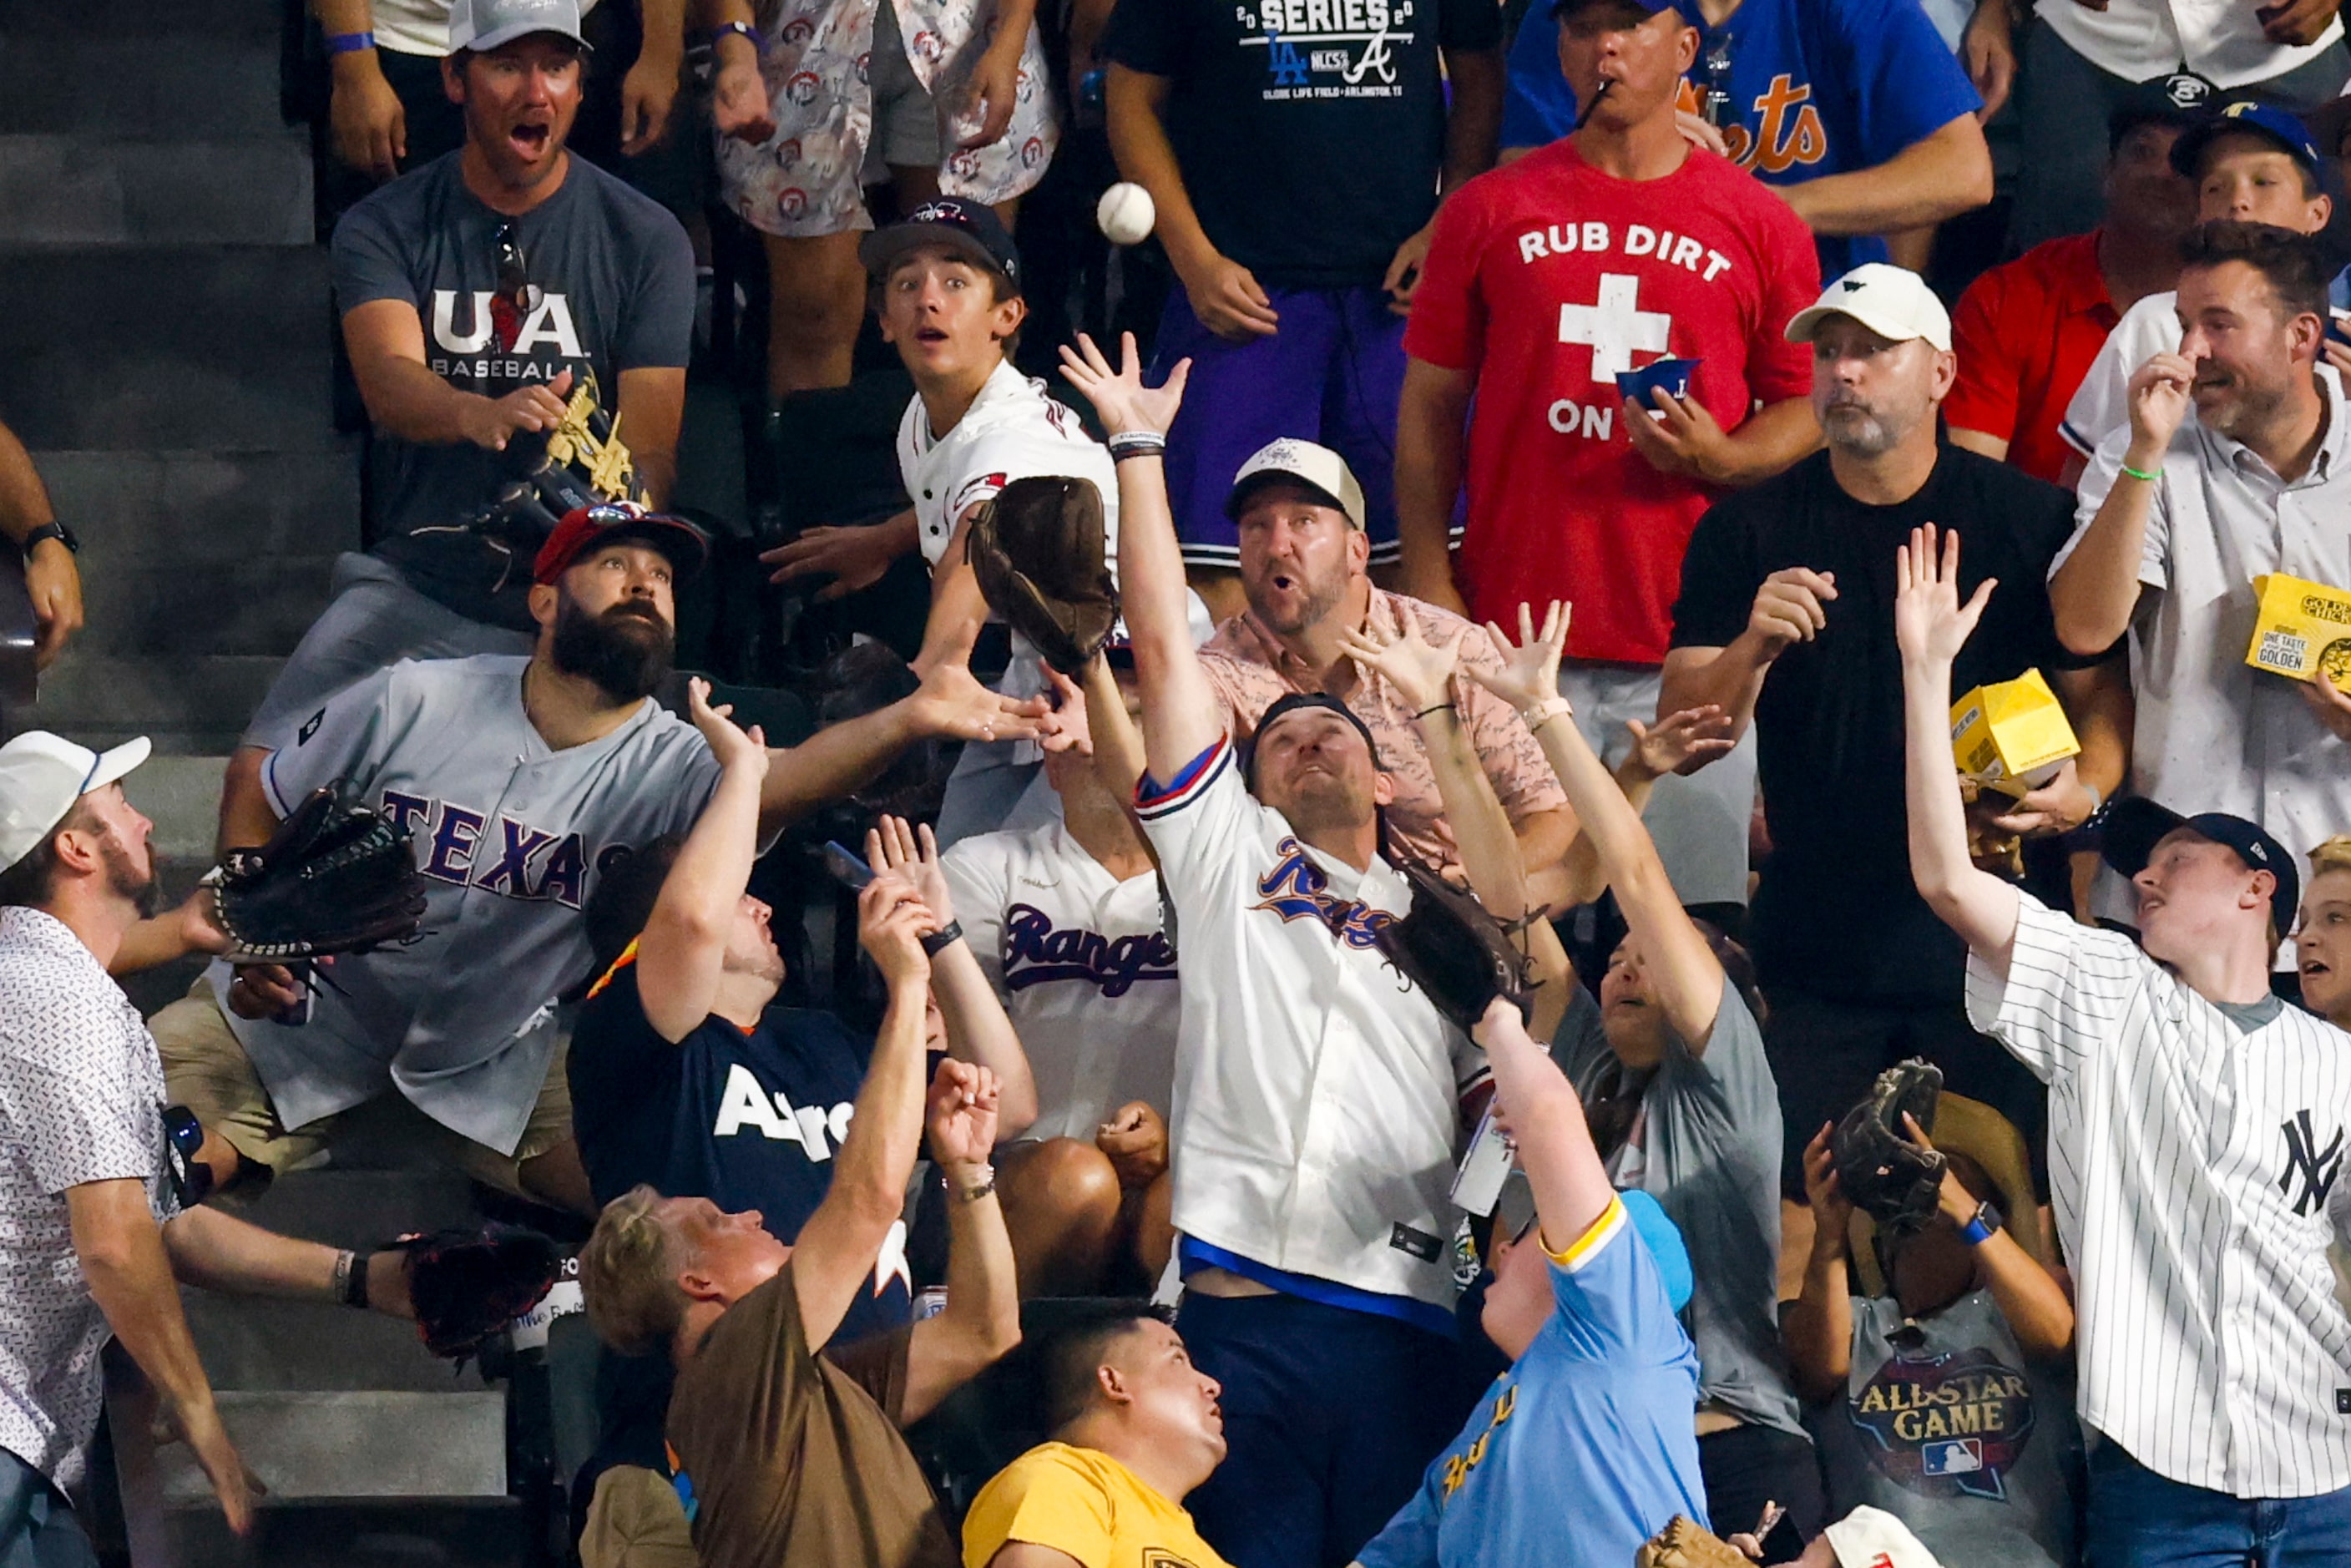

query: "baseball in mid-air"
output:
1096 182 1156 246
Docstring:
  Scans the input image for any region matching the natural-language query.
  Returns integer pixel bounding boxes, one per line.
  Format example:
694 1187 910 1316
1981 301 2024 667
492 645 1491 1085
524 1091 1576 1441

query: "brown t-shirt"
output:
668 1262 956 1568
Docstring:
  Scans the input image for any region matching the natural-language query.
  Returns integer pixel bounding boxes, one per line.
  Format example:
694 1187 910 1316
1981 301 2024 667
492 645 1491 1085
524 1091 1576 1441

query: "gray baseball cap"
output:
449 0 592 53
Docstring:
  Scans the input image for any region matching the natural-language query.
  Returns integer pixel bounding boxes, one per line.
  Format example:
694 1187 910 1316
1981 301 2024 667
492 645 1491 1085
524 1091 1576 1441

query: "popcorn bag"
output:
2244 572 2351 690
1949 668 2079 800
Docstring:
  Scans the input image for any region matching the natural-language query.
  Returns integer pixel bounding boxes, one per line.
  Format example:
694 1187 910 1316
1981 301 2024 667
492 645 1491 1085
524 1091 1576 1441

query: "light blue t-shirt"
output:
1354 1196 1709 1568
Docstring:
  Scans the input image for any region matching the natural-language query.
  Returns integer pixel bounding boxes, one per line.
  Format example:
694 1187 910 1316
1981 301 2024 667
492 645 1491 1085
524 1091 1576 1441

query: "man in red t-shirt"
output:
1944 78 2199 485
1393 0 1819 908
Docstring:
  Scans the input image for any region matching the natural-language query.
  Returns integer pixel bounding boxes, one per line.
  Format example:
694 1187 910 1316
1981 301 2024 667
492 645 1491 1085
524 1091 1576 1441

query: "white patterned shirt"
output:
1968 894 2351 1497
0 907 178 1490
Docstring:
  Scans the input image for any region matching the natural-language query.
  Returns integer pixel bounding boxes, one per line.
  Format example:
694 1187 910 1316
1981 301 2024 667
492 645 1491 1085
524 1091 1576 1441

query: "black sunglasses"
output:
494 221 532 313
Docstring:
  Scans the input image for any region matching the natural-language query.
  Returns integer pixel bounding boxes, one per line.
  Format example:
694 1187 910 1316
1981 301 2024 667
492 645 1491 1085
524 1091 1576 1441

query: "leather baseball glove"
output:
1373 859 1534 1033
1833 1057 1948 1235
1636 1516 1757 1567
206 784 427 963
966 475 1120 675
392 1223 563 1362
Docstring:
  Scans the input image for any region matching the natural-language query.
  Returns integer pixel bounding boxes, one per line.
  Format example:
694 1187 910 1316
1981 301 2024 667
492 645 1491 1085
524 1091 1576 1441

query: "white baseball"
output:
1096 182 1156 246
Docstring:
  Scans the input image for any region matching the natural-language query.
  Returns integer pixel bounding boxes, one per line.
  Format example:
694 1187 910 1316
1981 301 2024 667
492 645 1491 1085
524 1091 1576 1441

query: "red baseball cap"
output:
532 503 709 586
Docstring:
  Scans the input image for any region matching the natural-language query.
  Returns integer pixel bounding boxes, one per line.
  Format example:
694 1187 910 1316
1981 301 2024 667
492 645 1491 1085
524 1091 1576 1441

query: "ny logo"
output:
2278 1109 2344 1217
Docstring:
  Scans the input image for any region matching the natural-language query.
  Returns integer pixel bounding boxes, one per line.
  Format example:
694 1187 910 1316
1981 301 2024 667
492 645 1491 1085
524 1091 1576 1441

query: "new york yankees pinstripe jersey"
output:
1967 893 2351 1497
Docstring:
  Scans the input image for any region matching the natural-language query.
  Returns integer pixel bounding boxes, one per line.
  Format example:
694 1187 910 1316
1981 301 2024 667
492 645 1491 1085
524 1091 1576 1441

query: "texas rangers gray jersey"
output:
1969 893 2351 1498
213 655 719 1155
942 820 1179 1144
1135 735 1486 1318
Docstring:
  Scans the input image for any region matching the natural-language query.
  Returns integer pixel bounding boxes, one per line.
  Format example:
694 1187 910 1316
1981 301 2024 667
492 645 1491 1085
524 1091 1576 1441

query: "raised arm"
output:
635 680 769 1042
1897 525 2021 978
1057 334 1223 781
756 661 1044 838
2048 353 2187 654
869 816 1039 1136
1782 1125 1856 1403
1656 565 1838 748
1907 1114 2074 1359
1474 999 1612 1254
902 1061 1022 1423
1473 604 1727 1050
790 875 937 1353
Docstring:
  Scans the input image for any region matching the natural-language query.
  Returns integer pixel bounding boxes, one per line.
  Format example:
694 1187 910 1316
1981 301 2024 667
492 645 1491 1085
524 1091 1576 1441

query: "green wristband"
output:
2118 462 2161 483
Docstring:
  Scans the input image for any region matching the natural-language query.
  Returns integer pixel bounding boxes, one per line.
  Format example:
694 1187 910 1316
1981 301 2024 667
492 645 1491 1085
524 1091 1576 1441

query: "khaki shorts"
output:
579 1465 695 1568
149 980 575 1200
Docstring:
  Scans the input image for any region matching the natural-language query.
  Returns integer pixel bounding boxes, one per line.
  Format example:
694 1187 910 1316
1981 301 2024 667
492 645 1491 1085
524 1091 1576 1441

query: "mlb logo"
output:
1922 1438 1984 1477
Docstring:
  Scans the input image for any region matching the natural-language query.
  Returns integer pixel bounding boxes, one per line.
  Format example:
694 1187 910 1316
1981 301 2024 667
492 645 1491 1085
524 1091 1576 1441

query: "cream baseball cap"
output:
0 731 151 872
1225 438 1368 532
1823 1506 1944 1568
1785 264 1953 353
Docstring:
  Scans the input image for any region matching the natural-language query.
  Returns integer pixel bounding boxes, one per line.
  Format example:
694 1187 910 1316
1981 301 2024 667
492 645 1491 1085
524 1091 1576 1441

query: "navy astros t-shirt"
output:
567 959 911 1340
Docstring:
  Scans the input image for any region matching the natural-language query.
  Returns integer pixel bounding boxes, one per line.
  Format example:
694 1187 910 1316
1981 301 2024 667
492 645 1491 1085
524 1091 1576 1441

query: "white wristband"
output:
1518 696 1573 732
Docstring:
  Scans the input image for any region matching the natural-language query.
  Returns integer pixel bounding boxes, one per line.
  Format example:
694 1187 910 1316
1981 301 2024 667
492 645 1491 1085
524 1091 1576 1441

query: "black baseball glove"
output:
966 474 1120 675
1832 1057 1947 1234
392 1223 563 1362
1374 859 1534 1033
206 784 428 963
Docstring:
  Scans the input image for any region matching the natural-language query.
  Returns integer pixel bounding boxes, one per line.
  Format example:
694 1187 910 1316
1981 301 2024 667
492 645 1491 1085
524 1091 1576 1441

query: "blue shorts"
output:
1150 284 1407 572
1175 1288 1470 1568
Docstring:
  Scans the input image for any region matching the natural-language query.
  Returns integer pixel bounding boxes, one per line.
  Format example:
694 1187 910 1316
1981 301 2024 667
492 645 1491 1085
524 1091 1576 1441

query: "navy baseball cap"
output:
2108 72 2216 149
859 198 1024 294
2099 797 2299 933
1550 0 1689 21
2172 99 2323 179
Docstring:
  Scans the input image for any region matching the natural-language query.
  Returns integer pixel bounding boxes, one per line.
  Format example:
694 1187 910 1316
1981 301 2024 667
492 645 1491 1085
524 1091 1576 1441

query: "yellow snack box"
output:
1949 669 2080 799
2244 573 2351 690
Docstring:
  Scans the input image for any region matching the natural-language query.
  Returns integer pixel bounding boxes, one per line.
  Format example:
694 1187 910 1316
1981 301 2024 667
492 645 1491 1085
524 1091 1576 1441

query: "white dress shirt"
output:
2034 0 2340 94
1969 895 2351 1497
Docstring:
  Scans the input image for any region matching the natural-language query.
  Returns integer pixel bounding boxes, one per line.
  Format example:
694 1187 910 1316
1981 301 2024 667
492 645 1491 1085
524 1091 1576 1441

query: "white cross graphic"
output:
1558 272 1672 382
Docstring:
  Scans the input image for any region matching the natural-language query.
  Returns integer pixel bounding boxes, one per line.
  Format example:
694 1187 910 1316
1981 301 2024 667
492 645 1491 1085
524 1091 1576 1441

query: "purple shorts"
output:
1150 282 1407 569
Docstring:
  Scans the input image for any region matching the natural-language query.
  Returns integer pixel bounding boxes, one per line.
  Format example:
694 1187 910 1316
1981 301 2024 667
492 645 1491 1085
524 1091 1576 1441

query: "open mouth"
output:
510 122 552 158
2306 959 2334 978
1268 572 1297 593
915 326 949 344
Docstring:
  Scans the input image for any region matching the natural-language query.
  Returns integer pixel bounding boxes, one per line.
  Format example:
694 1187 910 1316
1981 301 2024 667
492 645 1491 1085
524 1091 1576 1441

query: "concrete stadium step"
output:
179 1293 492 1394
38 451 360 567
163 1499 534 1568
154 1391 507 1502
0 247 339 453
0 135 311 247
22 655 288 756
78 555 342 658
225 1166 485 1248
0 38 286 139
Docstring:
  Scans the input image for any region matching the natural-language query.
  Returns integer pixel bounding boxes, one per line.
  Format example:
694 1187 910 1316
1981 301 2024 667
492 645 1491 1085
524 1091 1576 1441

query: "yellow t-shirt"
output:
962 1443 1231 1568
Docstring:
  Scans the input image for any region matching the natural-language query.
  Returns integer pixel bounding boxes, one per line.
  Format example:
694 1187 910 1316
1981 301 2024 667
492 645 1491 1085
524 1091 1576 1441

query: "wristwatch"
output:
1959 1199 2004 1247
21 521 78 555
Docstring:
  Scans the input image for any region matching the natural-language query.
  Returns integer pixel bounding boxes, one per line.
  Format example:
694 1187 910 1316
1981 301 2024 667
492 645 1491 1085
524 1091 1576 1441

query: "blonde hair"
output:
577 1185 691 1357
2310 836 2351 882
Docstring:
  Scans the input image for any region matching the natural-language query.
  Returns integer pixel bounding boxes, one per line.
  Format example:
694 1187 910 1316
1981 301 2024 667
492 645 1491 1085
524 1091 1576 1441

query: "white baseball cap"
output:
1785 264 1953 353
449 0 591 53
1225 439 1368 532
0 731 151 873
1823 1506 1944 1568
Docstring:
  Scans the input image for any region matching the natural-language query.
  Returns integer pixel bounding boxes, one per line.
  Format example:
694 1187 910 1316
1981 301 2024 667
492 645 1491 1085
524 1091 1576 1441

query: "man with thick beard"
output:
149 504 1035 1213
1662 264 2128 1205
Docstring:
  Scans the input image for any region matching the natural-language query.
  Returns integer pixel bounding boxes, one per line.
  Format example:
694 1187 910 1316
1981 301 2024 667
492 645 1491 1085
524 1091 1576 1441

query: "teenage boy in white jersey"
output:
1898 521 2351 1562
764 199 1122 844
1058 332 1562 1568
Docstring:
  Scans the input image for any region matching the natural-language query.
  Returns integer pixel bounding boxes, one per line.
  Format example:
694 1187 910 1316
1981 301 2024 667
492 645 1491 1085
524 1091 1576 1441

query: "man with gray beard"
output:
1661 266 2129 1196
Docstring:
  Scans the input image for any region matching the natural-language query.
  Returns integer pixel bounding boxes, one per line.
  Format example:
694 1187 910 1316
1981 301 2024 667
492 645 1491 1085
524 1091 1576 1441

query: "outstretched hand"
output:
1058 331 1191 437
1337 613 1464 716
927 1058 1001 1170
687 677 770 779
1893 524 1994 670
1626 705 1734 780
1468 600 1570 713
906 660 1047 744
868 815 954 926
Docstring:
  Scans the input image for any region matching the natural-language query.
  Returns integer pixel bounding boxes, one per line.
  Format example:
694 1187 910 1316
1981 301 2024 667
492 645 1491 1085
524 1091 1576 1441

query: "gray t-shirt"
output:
1562 977 1806 1438
1816 1288 2079 1567
331 150 695 629
215 655 719 1154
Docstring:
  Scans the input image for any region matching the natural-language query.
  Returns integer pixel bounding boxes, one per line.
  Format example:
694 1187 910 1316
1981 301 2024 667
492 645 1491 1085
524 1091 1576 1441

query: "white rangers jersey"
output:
1135 736 1487 1318
1969 893 2351 1497
943 820 1179 1145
